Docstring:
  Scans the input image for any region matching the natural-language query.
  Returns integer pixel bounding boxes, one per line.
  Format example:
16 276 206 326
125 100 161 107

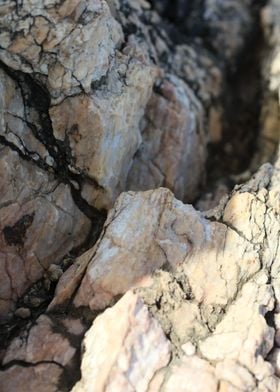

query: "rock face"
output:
70 160 280 391
72 187 210 311
0 146 91 321
0 0 280 391
50 56 157 208
0 0 123 103
72 291 171 392
126 75 206 201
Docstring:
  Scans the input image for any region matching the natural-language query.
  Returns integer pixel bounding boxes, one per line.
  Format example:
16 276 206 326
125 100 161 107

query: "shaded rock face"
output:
0 0 280 391
0 145 91 321
126 75 206 201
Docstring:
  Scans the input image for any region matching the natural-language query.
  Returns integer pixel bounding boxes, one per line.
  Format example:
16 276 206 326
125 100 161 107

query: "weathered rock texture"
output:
0 0 246 320
72 291 171 392
71 158 280 391
0 0 279 391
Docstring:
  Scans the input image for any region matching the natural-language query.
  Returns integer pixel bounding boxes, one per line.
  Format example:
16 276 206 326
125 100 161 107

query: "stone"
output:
126 74 206 202
72 291 171 392
0 0 123 103
3 315 76 366
0 364 63 392
160 356 217 392
0 1 280 391
0 147 91 321
50 53 157 208
73 188 210 310
253 0 280 167
47 264 63 282
268 348 280 377
14 307 31 319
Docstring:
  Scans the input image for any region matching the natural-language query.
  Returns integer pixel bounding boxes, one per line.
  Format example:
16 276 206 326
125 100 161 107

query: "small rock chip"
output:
14 307 31 319
47 264 63 282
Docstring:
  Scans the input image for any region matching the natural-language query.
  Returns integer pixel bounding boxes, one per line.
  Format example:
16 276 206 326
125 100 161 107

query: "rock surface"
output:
0 0 279 391
0 0 123 103
0 146 91 320
72 291 171 392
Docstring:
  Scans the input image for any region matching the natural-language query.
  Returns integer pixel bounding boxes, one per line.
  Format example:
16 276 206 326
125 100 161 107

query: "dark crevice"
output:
206 13 266 182
0 60 106 359
195 3 272 209
0 359 64 371
0 60 107 252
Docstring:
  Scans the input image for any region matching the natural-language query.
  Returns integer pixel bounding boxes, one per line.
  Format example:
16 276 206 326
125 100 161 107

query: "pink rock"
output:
72 291 171 392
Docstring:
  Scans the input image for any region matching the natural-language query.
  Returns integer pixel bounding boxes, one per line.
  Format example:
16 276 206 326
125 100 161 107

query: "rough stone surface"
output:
0 0 123 103
0 364 63 392
72 291 171 392
1 314 87 391
126 74 206 201
0 0 280 391
0 146 91 320
50 54 157 208
73 188 210 311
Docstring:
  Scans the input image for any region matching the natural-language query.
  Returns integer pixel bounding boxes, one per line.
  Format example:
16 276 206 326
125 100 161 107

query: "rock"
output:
151 0 254 63
181 341 196 356
0 147 91 321
0 364 63 392
14 307 31 319
50 54 157 208
0 1 279 391
47 264 63 282
3 315 76 366
72 291 171 392
253 0 280 167
1 314 87 391
0 0 123 103
73 188 210 310
126 74 206 202
159 356 217 392
268 348 280 377
215 359 257 391
199 281 274 365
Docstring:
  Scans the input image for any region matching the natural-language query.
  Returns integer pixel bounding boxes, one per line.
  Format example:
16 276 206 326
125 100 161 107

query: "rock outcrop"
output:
0 0 279 391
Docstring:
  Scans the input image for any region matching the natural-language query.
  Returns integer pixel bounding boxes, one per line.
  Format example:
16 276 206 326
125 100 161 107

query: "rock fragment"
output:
72 291 171 392
72 188 210 310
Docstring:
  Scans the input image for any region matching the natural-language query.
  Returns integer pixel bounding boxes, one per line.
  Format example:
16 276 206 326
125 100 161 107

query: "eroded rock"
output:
0 0 123 103
72 188 210 311
127 74 206 201
72 291 171 392
0 147 91 320
0 1 279 391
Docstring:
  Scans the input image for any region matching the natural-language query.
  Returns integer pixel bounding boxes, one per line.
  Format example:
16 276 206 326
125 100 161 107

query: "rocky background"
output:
0 0 279 391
